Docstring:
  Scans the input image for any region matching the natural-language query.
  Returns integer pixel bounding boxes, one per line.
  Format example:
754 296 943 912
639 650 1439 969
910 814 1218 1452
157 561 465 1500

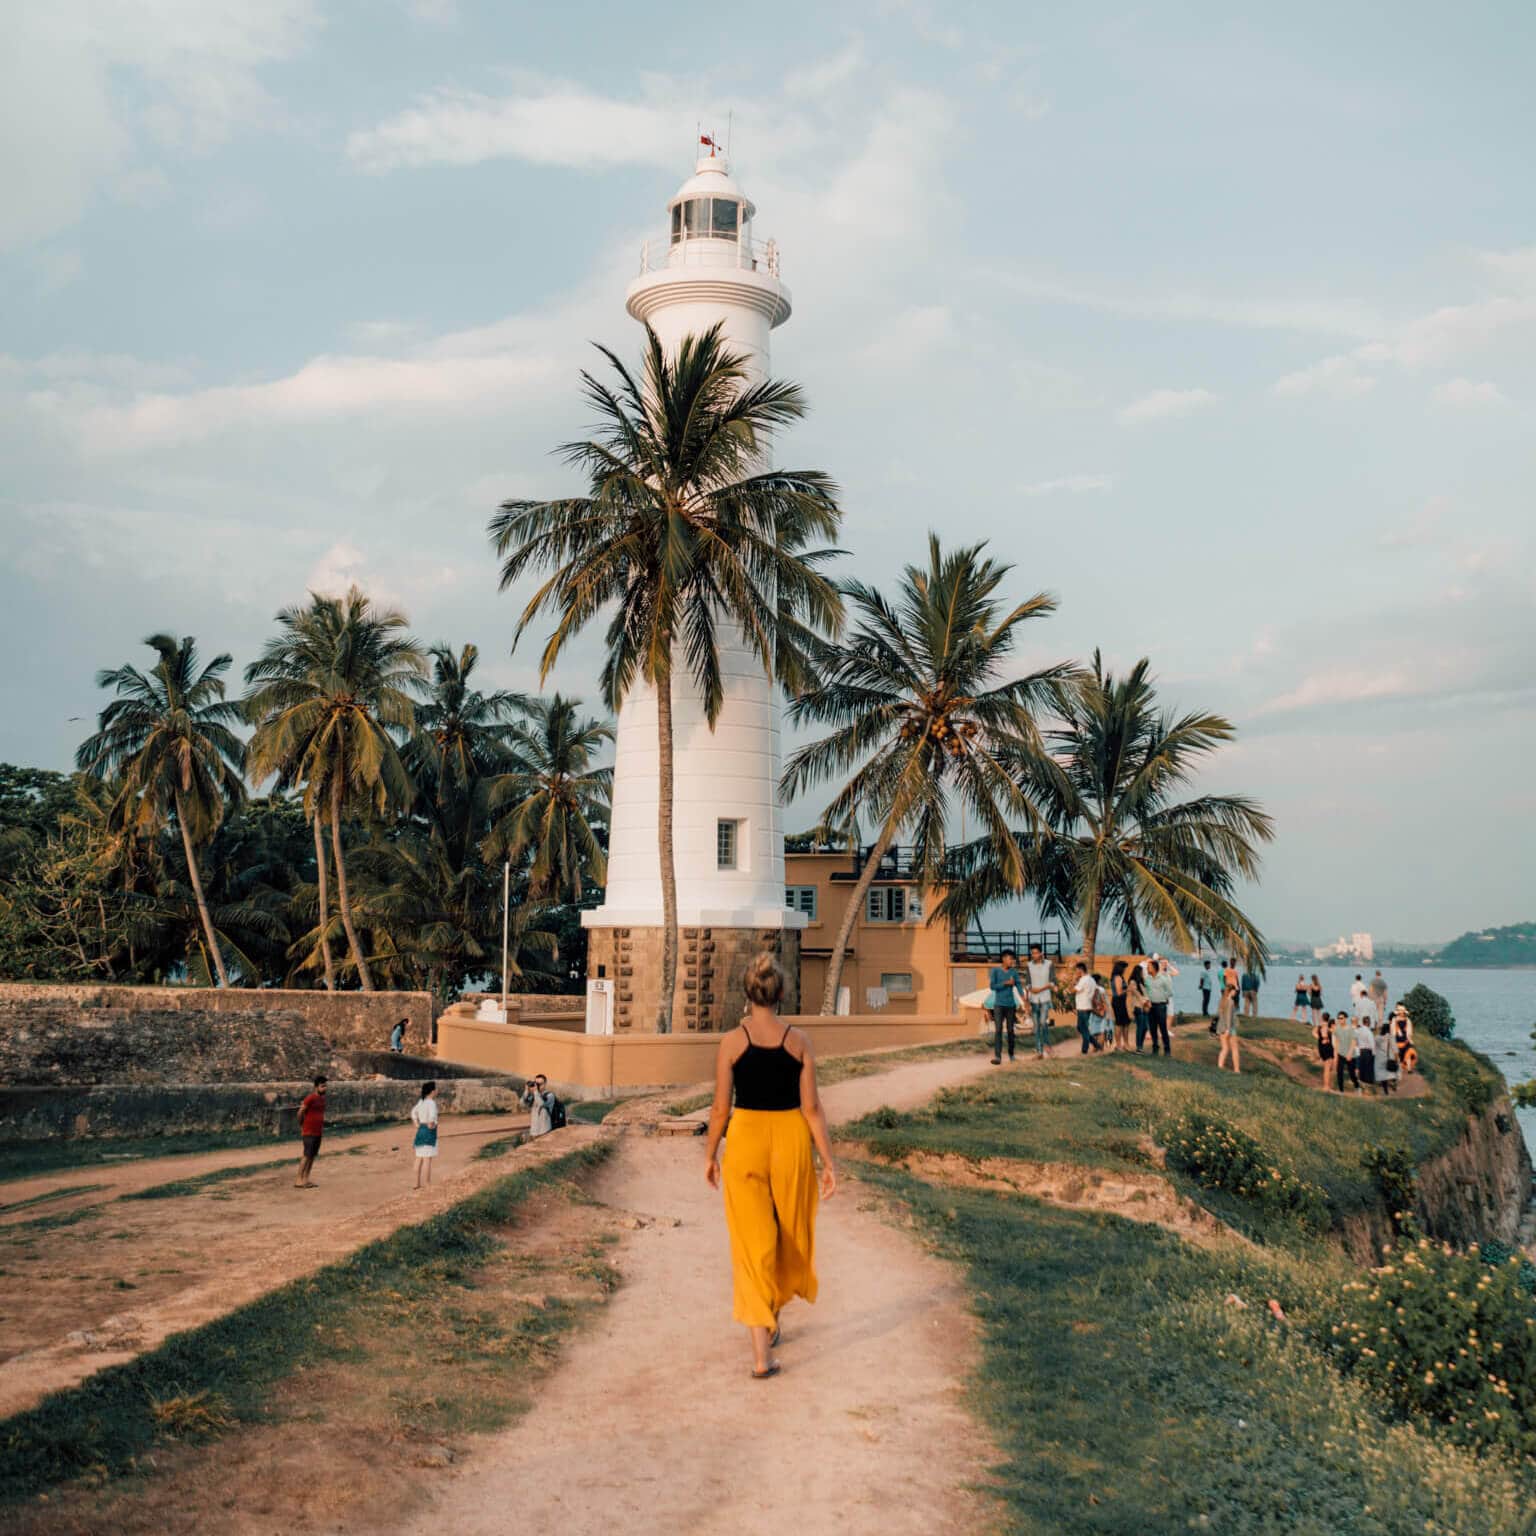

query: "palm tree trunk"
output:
655 672 678 1034
330 771 374 992
820 814 903 1015
174 788 231 988
312 812 336 991
1080 886 1103 975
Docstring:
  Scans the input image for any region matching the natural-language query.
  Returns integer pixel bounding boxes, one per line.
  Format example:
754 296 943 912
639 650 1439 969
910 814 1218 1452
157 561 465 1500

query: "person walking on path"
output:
1144 958 1174 1055
390 1017 407 1053
1025 944 1055 1058
1291 974 1310 1023
1333 1013 1360 1094
522 1074 556 1138
1354 1010 1377 1089
1152 954 1180 1028
1374 1015 1399 1095
1309 975 1324 1026
1314 1012 1336 1092
295 1075 327 1189
987 950 1023 1065
1073 963 1102 1054
1369 969 1389 1024
1349 974 1368 1019
1392 1004 1417 1074
410 1081 439 1187
1199 960 1215 1020
1240 962 1260 1019
1215 972 1241 1072
1111 961 1132 1052
704 953 837 1381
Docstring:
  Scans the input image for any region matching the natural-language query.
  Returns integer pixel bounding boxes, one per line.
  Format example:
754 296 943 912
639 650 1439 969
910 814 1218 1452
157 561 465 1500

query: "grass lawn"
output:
845 1018 1504 1245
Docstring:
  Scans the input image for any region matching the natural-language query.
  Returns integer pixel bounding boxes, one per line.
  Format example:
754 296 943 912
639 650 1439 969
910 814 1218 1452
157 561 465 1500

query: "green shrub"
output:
1426 1040 1498 1116
1323 1236 1536 1457
1400 982 1455 1041
1361 1142 1417 1233
1478 1239 1536 1296
1162 1108 1328 1231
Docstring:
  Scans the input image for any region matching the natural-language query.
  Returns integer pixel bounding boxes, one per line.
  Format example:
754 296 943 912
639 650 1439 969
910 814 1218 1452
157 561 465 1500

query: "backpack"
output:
549 1096 567 1131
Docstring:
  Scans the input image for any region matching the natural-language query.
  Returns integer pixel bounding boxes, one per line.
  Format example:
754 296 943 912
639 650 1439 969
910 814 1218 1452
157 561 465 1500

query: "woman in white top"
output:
410 1081 439 1188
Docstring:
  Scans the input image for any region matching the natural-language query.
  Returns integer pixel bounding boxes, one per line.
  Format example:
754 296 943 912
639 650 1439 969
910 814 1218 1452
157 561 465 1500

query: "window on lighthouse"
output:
671 198 741 247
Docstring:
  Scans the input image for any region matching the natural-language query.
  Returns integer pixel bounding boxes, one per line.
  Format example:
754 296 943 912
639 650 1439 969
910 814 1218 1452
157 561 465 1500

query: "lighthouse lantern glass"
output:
671 197 741 247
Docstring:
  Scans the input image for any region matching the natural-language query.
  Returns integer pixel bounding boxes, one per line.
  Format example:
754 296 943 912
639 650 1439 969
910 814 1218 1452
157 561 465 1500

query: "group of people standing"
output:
1313 999 1418 1095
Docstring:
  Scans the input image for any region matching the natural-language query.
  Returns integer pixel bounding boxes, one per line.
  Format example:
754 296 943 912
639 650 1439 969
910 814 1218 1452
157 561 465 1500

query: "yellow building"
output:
784 845 1065 1015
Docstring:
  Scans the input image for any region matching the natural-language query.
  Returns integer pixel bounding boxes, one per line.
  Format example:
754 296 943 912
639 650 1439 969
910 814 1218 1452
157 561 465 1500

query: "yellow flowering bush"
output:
1162 1108 1329 1231
1323 1236 1536 1457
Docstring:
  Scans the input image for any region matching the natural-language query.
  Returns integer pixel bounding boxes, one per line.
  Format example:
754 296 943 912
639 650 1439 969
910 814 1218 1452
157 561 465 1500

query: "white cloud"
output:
783 41 865 98
1431 377 1508 408
0 0 316 251
1273 353 1377 400
852 304 953 369
1476 245 1536 294
1116 387 1216 425
1257 667 1419 714
1379 498 1447 550
985 271 1382 339
1018 474 1114 497
346 79 684 173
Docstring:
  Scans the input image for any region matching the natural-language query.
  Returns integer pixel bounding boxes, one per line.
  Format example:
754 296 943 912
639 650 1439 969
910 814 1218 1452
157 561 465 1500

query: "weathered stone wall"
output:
585 925 801 1033
0 1075 528 1143
0 983 433 1057
461 992 584 1017
0 1000 346 1087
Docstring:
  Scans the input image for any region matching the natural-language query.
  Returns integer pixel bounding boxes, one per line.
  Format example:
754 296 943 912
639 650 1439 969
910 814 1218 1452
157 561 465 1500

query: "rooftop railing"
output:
638 233 781 278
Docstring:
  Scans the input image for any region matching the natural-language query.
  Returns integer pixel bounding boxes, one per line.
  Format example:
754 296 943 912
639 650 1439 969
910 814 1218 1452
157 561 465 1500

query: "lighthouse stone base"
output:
585 924 801 1033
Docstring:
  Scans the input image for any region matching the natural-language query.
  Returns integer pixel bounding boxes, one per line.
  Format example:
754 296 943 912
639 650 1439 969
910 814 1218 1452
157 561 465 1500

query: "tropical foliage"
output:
783 535 1071 1013
489 321 842 1029
943 651 1274 969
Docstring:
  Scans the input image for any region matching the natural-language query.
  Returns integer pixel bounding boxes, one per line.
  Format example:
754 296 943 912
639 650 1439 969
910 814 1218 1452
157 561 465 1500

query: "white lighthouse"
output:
582 146 806 1032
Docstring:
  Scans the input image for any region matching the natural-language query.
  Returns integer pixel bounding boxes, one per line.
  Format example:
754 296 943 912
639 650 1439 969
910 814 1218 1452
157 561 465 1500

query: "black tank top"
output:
732 1025 803 1111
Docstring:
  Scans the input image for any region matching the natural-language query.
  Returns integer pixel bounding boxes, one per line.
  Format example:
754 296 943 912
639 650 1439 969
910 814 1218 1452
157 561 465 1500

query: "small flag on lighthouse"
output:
700 134 718 152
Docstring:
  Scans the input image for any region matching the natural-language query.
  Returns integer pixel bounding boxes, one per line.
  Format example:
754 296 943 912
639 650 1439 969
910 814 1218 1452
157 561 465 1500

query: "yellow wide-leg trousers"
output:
722 1108 819 1328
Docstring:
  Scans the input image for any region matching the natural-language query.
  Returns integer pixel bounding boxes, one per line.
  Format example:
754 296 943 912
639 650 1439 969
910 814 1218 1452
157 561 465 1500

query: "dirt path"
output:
384 1051 1008 1536
0 1111 532 1417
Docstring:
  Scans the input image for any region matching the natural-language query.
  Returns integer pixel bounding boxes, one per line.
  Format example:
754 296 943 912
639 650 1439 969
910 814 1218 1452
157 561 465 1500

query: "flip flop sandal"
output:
751 1363 781 1380
770 1326 781 1348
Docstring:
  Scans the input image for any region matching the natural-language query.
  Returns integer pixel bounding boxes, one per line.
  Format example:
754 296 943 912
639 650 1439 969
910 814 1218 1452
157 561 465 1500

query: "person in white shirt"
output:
1024 944 1056 1058
1072 963 1102 1055
1349 975 1368 1019
410 1081 439 1188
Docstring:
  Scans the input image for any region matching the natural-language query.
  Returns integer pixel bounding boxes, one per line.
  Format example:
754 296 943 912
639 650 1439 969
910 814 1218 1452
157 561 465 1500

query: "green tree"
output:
485 694 613 901
1400 982 1455 1041
243 587 427 992
947 651 1274 972
489 323 842 1030
783 536 1071 1015
76 635 246 987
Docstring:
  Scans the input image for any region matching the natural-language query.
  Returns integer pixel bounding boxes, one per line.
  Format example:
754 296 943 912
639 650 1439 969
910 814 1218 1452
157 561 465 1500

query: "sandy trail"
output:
0 1111 533 1417
385 1052 1006 1536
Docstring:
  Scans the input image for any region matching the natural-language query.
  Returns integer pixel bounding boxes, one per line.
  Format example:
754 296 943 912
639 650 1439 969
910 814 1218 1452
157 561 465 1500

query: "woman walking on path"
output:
1291 974 1310 1024
410 1082 439 1188
1314 1013 1336 1092
988 949 1023 1065
705 953 837 1380
1216 971 1241 1072
1308 975 1324 1026
1110 961 1132 1052
1375 1014 1400 1095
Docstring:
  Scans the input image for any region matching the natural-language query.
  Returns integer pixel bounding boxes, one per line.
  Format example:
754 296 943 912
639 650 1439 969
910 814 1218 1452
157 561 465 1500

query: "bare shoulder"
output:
783 1025 814 1061
719 1024 750 1062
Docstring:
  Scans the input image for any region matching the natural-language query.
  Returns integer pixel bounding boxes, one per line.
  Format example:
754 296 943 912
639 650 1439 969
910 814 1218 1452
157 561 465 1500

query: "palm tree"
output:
489 322 842 1031
243 587 427 991
484 694 613 901
783 536 1072 1015
403 643 527 852
76 634 246 987
944 651 1275 971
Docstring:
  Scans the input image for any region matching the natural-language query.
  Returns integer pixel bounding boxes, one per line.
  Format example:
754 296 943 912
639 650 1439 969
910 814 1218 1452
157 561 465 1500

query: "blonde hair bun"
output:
743 951 787 1008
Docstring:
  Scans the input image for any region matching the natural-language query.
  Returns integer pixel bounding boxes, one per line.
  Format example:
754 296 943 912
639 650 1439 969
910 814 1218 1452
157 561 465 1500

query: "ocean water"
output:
1167 962 1536 1151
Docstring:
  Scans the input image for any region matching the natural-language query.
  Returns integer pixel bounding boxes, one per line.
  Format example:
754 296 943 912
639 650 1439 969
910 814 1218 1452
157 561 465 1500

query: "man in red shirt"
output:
295 1075 327 1189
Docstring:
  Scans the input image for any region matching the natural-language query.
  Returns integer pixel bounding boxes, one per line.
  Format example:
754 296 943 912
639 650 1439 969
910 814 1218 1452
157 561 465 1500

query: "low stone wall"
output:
0 999 346 1087
0 1075 528 1144
0 983 433 1058
434 1010 973 1096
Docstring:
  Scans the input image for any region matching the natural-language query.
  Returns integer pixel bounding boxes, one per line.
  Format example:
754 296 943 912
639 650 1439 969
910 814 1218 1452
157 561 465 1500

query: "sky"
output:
1 0 1533 945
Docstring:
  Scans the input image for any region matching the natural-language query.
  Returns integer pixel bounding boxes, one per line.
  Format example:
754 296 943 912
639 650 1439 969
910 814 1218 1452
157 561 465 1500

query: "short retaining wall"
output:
434 1011 974 1095
0 983 433 1056
0 1075 528 1144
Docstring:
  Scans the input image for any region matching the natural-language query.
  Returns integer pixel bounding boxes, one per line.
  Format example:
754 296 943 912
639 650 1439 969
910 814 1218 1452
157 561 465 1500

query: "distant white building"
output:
1312 932 1374 962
